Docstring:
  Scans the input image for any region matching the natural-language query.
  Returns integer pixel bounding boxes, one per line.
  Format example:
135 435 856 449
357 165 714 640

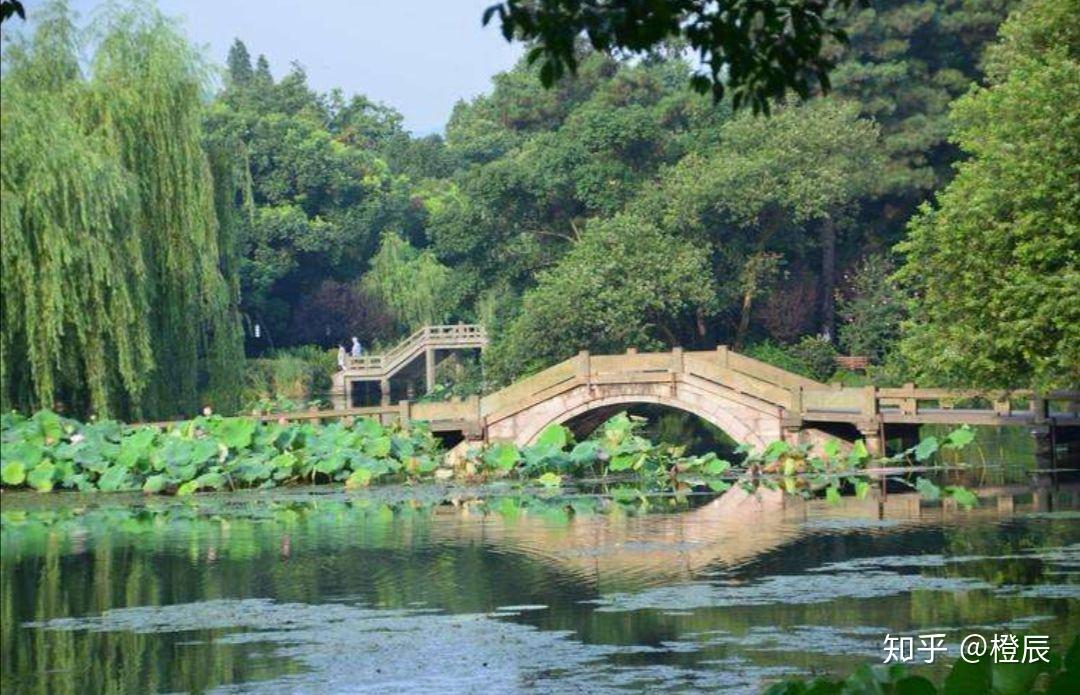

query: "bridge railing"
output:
481 348 818 422
346 324 487 374
796 383 1080 423
481 355 578 418
722 349 821 391
684 352 798 410
590 352 673 374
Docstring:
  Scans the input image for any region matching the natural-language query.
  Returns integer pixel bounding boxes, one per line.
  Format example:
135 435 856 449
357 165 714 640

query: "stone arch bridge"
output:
327 327 1079 456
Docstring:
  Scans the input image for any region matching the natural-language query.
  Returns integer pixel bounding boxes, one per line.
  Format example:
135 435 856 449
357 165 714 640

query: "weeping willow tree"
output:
361 231 457 334
1 1 244 419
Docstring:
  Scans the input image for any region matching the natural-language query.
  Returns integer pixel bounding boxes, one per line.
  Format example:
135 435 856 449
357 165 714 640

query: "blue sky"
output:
64 0 523 134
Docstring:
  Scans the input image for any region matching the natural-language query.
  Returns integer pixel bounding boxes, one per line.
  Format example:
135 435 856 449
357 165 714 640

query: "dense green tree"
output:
836 253 905 362
432 55 725 314
361 232 460 335
830 0 1017 237
1 1 244 418
4 0 1048 414
490 214 715 380
895 0 1079 389
225 37 252 86
643 98 881 347
204 48 423 350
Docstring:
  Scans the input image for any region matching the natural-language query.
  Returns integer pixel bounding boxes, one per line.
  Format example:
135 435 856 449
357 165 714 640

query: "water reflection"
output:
2 481 1078 694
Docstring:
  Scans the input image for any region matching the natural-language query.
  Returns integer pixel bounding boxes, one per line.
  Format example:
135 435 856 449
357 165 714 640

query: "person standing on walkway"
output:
351 336 363 359
337 344 348 371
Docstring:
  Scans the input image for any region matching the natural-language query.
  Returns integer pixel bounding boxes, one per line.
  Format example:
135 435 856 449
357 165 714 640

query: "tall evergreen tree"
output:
831 0 1017 236
225 38 252 86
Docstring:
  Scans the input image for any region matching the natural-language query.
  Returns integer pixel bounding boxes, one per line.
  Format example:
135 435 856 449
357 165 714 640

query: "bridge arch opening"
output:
559 402 742 459
518 391 771 453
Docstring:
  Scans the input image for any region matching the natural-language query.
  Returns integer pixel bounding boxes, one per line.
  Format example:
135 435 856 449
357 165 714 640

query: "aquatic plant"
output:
462 412 979 508
0 407 978 507
0 409 443 494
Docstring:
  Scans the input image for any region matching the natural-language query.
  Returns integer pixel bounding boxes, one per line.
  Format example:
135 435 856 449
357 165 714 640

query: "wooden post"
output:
861 385 879 417
901 382 917 416
716 345 729 367
380 378 391 406
425 347 436 393
789 385 803 415
626 347 637 355
399 399 411 425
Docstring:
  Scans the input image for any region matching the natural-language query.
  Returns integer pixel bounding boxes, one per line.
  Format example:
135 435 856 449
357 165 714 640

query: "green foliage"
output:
1 407 978 512
360 231 458 333
895 0 1080 389
1 1 244 419
4 0 1060 426
1 1 25 25
838 254 905 362
204 44 422 351
0 408 443 494
484 0 862 112
642 98 881 346
832 0 1016 204
789 336 840 382
744 341 819 380
489 214 715 380
744 337 838 382
242 346 335 410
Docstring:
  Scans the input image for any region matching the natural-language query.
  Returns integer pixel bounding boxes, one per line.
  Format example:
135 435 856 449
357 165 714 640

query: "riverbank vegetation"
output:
0 408 978 511
2 0 1076 422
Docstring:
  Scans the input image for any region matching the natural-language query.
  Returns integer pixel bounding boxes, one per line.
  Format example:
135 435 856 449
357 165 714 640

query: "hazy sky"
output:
64 0 523 134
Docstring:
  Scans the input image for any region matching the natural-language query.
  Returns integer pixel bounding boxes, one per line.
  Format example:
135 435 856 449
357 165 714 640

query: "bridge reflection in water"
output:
421 482 1078 592
3 479 1077 694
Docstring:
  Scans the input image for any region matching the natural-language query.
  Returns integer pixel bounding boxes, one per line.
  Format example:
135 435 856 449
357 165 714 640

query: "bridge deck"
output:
315 336 1079 454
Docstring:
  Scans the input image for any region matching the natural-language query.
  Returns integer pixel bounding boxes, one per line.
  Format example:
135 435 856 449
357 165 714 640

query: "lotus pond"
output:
2 448 1079 694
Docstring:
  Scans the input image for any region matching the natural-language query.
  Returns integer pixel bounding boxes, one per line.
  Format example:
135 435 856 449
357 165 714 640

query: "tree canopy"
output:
483 0 865 112
895 0 1080 389
2 0 1072 421
2 2 244 419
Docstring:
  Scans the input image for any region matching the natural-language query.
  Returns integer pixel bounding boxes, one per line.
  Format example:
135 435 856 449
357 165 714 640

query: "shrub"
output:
789 336 838 382
743 341 815 379
242 346 337 412
745 337 838 382
837 253 904 363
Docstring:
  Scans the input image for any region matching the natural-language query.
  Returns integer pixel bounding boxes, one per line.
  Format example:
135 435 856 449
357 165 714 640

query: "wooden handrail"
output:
344 324 487 376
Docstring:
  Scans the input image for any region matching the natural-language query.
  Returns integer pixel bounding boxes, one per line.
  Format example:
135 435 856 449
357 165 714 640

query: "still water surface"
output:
2 473 1078 693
